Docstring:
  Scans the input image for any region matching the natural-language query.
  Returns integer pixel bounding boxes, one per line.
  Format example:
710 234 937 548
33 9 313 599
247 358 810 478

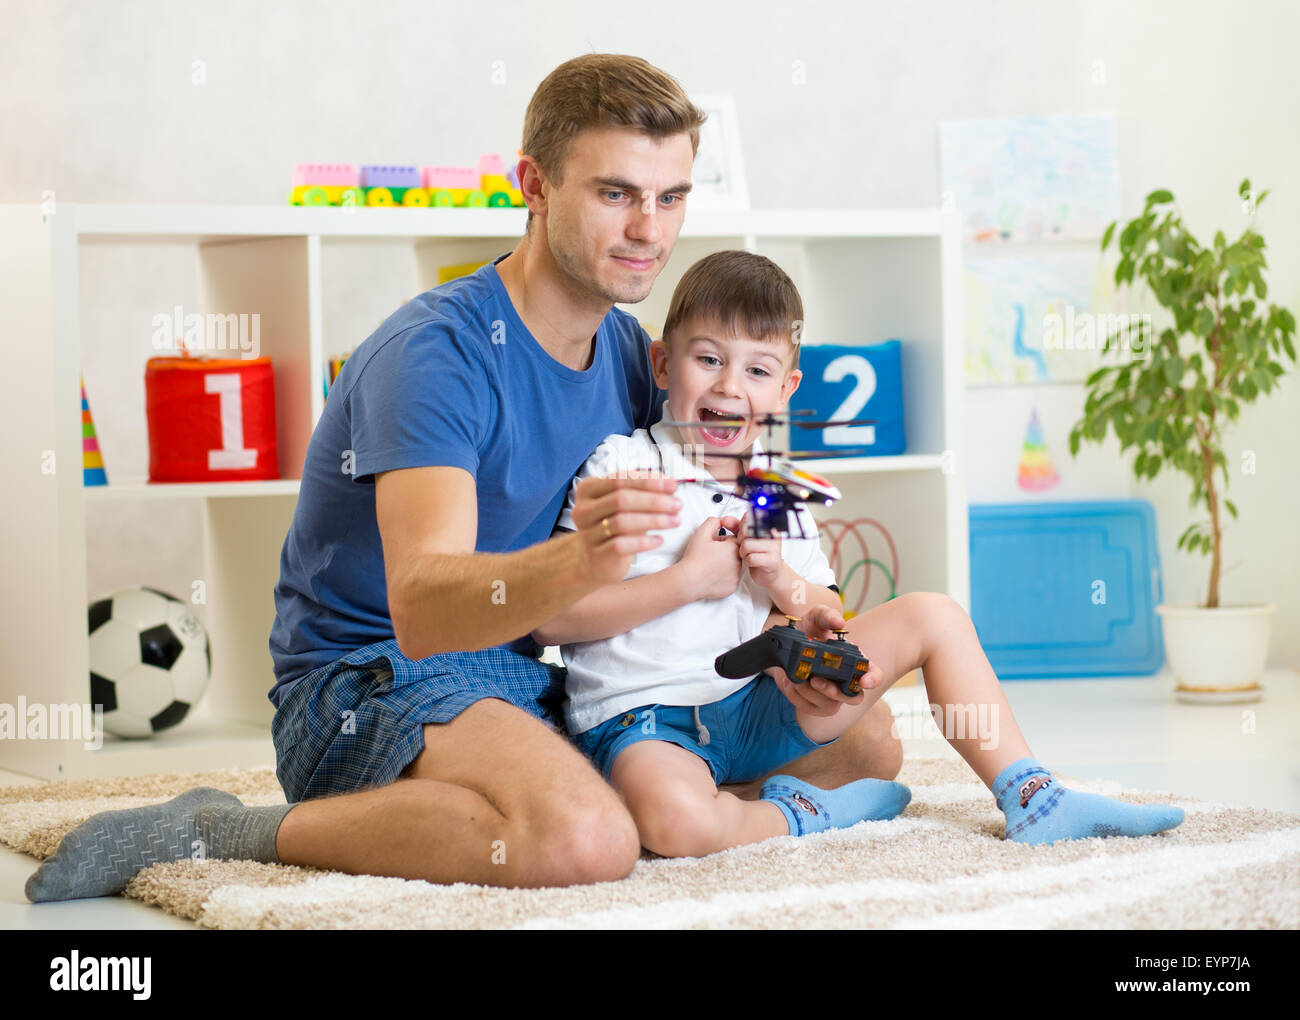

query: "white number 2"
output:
204 374 258 470
821 355 877 448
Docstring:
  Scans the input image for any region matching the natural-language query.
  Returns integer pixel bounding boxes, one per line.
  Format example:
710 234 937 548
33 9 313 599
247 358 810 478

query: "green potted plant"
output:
1069 180 1296 702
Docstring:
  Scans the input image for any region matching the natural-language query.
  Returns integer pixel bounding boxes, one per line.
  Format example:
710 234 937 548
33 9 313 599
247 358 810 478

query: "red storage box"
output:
146 355 279 482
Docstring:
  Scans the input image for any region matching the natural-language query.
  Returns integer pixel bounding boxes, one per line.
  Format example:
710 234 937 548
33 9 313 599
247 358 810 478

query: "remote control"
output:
715 618 870 697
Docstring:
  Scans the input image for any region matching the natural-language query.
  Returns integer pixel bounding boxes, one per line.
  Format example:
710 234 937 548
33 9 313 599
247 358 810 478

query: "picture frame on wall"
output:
689 94 750 211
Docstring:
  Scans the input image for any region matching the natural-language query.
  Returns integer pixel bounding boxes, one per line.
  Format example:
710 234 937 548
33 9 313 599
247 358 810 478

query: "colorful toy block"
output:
290 163 363 207
361 165 427 207
289 155 524 208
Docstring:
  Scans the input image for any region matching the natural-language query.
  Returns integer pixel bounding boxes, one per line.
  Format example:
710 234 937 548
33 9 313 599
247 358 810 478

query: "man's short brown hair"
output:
662 251 805 371
520 54 707 232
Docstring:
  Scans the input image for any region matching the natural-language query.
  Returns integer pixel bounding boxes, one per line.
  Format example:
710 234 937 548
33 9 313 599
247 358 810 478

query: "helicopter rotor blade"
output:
677 478 737 493
660 418 747 429
666 448 873 463
660 409 819 428
661 413 875 431
661 409 817 420
700 448 874 461
789 418 878 429
781 449 872 460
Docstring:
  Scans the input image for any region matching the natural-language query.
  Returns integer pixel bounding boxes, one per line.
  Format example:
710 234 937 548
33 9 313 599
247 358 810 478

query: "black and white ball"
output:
87 587 211 738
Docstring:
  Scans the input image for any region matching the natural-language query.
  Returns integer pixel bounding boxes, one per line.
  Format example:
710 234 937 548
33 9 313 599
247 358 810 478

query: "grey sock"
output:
193 799 292 863
25 787 293 903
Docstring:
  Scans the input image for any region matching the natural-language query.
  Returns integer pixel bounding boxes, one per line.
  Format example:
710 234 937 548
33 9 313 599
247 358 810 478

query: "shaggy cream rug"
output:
3 755 1299 929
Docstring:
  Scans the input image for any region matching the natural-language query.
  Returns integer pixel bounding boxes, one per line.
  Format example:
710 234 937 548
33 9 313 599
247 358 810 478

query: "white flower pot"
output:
1155 602 1274 703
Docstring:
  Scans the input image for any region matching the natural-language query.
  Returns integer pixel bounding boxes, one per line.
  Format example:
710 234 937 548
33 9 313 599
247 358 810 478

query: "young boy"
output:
534 250 1187 860
534 251 912 858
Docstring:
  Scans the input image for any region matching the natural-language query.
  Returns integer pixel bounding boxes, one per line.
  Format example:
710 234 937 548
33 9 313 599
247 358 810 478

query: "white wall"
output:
2 0 1296 665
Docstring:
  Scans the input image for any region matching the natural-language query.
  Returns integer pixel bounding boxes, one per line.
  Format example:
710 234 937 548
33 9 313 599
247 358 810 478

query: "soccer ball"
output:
87 586 211 739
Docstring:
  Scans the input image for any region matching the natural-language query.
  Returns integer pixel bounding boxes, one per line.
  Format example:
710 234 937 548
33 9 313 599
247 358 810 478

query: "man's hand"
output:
765 603 884 717
676 517 742 600
569 471 681 586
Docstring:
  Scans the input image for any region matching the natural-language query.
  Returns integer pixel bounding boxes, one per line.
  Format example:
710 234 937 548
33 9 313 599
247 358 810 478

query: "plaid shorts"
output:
271 638 567 803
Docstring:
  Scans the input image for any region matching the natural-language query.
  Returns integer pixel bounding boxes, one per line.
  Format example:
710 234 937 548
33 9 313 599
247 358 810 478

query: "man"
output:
25 53 901 903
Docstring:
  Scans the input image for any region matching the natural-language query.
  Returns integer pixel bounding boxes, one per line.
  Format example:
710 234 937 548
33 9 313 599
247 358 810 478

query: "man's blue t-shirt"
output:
267 252 666 708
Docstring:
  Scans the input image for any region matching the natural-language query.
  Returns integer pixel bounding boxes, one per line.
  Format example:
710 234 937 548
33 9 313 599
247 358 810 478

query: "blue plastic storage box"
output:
969 500 1165 678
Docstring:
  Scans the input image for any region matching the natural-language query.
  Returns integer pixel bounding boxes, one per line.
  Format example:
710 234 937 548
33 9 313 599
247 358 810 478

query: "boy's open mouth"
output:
698 407 742 446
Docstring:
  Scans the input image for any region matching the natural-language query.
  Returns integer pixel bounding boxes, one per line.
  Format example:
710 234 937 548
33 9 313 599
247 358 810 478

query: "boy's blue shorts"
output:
572 674 831 786
271 639 566 804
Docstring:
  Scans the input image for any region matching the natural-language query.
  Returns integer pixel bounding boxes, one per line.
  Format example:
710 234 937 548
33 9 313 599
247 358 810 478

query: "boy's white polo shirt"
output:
555 409 837 735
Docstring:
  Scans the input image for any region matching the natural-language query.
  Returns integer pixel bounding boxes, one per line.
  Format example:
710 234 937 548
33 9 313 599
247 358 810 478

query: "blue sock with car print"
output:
760 774 911 836
994 757 1185 845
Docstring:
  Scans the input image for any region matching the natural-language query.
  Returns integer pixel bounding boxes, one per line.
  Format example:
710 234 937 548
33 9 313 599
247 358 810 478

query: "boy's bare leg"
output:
275 698 641 888
612 741 787 857
835 592 1032 787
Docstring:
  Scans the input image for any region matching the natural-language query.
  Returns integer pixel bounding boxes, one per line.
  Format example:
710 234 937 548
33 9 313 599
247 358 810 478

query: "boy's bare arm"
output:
739 527 841 623
762 562 842 622
378 465 681 660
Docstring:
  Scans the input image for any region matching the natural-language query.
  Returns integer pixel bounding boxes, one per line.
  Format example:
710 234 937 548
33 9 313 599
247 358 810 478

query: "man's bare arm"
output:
530 563 694 646
378 465 681 660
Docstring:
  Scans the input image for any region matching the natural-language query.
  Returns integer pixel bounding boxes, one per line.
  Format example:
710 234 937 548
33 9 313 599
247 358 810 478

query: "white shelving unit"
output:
0 204 966 781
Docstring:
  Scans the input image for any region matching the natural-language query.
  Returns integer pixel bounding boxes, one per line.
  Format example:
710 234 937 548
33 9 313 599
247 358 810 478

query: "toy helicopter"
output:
658 410 876 539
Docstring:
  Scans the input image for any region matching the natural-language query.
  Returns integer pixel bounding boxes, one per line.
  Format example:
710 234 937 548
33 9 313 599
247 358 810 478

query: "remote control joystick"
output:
715 621 870 698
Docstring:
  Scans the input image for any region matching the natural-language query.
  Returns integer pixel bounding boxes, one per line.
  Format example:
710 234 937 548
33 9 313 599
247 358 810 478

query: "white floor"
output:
2 668 1297 930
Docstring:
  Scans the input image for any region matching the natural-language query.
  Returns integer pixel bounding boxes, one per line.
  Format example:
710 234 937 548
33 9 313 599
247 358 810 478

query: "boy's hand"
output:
765 604 883 716
676 516 742 600
737 514 784 589
797 603 849 641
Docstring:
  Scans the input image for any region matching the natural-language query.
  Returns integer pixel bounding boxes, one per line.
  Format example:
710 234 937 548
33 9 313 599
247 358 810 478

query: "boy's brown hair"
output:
520 54 707 232
662 251 804 370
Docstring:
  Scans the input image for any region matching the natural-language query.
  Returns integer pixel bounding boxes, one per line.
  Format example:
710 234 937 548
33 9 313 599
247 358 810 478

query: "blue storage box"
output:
969 500 1165 678
789 340 905 456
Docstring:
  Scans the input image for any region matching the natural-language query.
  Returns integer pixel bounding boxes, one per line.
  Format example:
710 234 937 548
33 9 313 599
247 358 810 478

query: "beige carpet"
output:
3 754 1299 929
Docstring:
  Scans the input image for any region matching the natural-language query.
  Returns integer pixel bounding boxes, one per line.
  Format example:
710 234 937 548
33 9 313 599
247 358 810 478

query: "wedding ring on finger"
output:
601 517 613 540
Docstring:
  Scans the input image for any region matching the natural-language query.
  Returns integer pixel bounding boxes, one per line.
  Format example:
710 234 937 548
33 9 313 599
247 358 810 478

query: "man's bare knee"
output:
522 792 640 887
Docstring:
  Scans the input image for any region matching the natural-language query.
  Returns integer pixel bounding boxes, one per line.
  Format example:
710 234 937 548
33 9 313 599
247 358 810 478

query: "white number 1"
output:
204 374 258 470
